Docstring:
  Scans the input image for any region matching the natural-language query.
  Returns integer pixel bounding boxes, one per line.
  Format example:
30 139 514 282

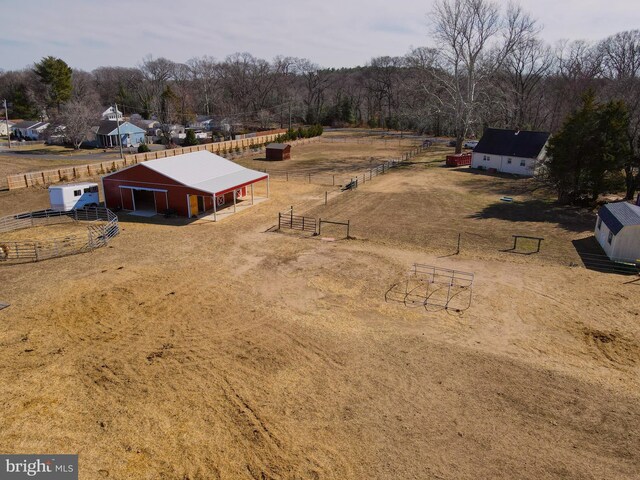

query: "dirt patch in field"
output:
584 328 640 366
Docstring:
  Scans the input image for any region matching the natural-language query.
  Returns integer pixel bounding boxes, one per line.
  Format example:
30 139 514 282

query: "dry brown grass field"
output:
0 145 122 179
1 133 639 479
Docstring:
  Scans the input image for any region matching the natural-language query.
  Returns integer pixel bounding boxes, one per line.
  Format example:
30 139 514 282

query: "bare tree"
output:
296 58 332 124
55 99 100 149
599 30 640 198
187 56 220 117
430 0 537 152
138 56 176 118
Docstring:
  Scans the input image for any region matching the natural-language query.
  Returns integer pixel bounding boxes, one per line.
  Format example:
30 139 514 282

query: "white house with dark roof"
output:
595 202 640 263
471 128 551 176
101 106 123 121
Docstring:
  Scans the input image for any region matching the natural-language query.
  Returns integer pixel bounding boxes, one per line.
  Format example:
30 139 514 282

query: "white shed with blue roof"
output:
595 202 640 263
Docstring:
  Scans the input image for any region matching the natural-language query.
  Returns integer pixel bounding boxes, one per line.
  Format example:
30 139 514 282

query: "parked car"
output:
448 139 457 147
463 140 479 149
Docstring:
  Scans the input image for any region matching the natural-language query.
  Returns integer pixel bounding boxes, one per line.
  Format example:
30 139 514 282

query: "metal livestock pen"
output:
0 207 120 264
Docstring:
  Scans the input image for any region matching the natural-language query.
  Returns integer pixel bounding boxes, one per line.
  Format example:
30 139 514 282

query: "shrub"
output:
138 143 151 153
183 129 199 146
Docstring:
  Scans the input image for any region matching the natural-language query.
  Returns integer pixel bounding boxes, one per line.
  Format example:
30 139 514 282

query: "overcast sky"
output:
2 0 639 71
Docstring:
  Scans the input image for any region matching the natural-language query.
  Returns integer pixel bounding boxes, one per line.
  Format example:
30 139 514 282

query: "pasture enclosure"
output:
1 131 640 480
0 207 119 263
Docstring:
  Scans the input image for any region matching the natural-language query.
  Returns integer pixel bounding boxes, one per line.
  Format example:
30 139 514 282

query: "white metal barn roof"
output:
139 150 267 195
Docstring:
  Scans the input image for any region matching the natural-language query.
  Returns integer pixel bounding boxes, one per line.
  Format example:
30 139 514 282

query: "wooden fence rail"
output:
3 130 290 191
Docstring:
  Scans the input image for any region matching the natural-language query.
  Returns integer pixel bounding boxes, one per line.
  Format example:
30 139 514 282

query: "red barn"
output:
102 150 269 218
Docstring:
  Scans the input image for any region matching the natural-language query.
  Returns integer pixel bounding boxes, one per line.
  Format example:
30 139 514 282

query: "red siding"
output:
103 164 264 217
103 164 211 217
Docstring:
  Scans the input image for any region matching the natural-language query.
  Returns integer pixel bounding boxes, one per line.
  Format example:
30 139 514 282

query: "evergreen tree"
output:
33 56 72 114
183 129 199 146
546 92 629 203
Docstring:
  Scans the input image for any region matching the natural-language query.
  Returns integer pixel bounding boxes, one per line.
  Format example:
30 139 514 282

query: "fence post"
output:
302 216 305 231
347 220 350 239
278 212 281 230
456 233 461 255
333 174 335 186
318 219 321 235
290 206 293 229
325 191 328 205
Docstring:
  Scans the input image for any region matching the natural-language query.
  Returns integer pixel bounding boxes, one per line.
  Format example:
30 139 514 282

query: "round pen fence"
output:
0 207 119 264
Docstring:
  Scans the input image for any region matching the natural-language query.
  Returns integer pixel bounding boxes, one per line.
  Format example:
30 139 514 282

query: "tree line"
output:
1 0 638 202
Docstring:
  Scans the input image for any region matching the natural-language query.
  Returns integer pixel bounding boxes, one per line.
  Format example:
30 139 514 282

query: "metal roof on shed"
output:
598 202 640 235
130 150 267 195
474 128 550 158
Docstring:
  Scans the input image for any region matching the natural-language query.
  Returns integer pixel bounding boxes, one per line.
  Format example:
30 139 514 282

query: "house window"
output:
84 186 98 193
507 158 512 164
73 190 81 197
608 231 614 244
483 155 490 162
520 160 526 167
597 218 602 230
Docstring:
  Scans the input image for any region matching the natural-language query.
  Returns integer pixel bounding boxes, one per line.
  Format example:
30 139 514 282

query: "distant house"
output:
265 143 291 161
12 120 50 140
101 106 123 122
188 116 213 130
595 202 640 263
471 128 551 176
96 120 146 148
0 120 14 137
132 119 161 140
165 124 186 142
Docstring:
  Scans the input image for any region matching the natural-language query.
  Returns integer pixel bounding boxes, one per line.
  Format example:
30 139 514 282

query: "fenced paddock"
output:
278 208 317 233
0 207 119 264
276 207 352 239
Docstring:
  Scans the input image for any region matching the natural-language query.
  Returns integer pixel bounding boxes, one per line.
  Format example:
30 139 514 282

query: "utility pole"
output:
3 99 10 149
288 102 292 131
114 103 123 159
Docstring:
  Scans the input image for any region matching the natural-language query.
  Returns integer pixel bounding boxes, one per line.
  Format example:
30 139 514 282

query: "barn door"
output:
189 195 199 217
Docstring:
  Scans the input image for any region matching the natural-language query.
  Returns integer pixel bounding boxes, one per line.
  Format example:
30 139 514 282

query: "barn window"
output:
507 158 512 164
520 160 526 167
73 189 81 197
608 231 614 244
597 217 602 230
